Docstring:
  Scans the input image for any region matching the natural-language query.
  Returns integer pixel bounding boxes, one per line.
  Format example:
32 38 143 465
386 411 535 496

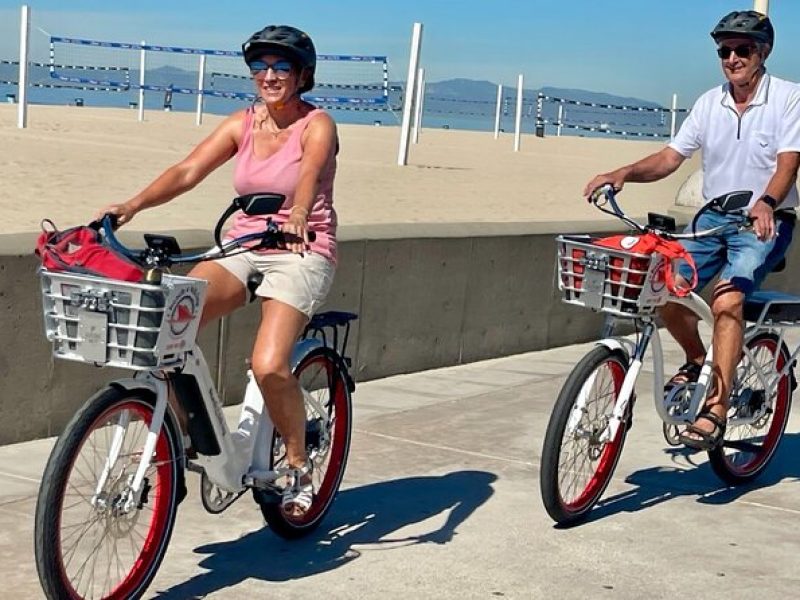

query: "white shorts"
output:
216 251 335 319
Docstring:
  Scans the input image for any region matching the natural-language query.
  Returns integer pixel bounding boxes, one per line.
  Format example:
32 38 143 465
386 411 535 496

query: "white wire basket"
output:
40 269 207 369
556 235 670 317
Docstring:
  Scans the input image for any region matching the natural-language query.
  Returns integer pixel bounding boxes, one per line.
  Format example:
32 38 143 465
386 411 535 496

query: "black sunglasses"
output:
716 43 757 60
248 59 294 78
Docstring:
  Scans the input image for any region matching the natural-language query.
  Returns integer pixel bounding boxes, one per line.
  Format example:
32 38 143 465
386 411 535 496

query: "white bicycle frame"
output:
98 336 329 506
568 291 797 446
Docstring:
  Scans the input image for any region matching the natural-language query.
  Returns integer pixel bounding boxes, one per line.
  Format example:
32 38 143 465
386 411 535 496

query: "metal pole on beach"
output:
397 22 423 166
412 67 425 144
557 103 564 137
513 74 523 152
670 93 677 138
17 5 30 129
196 54 206 126
493 84 502 139
138 41 146 122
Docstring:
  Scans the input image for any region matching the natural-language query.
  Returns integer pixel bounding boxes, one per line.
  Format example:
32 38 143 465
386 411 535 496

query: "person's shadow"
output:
583 432 800 523
152 470 496 598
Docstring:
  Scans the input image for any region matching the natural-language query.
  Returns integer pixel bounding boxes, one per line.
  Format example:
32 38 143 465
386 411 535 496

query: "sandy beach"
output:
0 103 699 235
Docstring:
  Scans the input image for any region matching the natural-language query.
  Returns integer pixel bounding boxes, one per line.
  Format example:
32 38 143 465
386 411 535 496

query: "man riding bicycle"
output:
584 10 800 450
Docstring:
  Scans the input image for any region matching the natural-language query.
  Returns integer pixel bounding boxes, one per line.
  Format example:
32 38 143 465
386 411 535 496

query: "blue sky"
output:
1 1 799 106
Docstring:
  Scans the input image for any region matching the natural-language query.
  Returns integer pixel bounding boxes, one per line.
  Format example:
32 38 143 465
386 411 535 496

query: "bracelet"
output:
291 206 309 217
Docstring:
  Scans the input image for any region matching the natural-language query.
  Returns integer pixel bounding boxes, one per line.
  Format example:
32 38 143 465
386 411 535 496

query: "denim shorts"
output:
677 210 795 295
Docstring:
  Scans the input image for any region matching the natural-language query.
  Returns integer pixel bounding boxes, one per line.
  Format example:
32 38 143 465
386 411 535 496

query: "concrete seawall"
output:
3 219 798 446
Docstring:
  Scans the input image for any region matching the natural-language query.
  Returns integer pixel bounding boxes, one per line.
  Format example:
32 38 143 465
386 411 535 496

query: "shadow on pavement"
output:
153 470 496 598
590 432 800 521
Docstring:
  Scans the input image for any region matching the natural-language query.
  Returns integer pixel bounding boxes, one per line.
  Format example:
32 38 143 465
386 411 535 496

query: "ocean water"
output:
0 78 679 140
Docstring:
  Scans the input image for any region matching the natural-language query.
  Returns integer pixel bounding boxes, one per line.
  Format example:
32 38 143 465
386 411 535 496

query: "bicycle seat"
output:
308 311 358 329
743 290 800 324
247 273 264 302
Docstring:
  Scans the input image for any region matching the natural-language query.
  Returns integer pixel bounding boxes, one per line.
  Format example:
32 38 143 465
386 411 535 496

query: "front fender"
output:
595 337 634 363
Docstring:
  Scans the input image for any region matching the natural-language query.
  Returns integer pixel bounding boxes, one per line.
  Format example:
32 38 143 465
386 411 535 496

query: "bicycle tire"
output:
708 332 792 485
259 346 352 539
540 345 629 525
34 386 181 600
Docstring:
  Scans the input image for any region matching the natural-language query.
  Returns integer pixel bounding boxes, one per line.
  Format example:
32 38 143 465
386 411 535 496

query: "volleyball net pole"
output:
412 67 425 144
17 5 31 129
137 41 146 122
513 74 523 152
397 22 423 166
493 84 502 139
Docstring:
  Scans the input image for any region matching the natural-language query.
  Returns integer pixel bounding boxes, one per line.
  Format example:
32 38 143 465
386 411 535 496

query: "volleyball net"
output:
45 36 398 112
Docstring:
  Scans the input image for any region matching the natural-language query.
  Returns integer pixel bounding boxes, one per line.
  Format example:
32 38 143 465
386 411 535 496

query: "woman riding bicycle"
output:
98 24 338 517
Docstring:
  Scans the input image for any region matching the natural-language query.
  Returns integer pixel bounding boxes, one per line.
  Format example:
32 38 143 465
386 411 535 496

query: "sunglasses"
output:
249 59 294 78
716 43 757 60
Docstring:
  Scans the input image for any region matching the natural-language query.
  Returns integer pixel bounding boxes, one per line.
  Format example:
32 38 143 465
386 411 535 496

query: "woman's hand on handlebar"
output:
95 201 138 227
280 207 310 254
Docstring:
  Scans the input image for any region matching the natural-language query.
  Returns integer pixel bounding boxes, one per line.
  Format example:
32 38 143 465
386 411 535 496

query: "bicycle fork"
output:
92 377 170 514
567 320 656 444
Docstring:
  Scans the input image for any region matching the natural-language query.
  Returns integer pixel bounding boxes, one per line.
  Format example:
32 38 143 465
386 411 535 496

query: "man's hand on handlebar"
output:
749 199 776 241
583 172 626 202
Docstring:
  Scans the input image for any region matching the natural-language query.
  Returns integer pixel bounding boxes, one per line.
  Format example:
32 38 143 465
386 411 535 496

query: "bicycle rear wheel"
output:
540 346 629 525
260 346 352 539
34 387 181 600
709 332 792 485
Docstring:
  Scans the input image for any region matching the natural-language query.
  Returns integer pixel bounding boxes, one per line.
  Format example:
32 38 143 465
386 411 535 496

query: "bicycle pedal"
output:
252 487 281 506
186 461 204 475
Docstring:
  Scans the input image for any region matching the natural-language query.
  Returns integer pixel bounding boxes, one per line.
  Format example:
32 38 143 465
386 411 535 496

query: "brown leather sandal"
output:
664 361 703 392
678 410 727 451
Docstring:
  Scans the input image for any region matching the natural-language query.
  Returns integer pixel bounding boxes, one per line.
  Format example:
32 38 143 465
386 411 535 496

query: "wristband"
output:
761 195 779 210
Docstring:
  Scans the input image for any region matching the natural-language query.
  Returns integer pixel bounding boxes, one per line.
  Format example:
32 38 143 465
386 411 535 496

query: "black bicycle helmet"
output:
710 10 774 47
242 25 316 93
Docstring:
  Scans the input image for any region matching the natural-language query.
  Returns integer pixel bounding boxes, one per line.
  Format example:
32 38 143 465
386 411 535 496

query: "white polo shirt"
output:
669 72 800 209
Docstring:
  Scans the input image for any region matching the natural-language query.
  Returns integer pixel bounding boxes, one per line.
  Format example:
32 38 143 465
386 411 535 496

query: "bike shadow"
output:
586 432 800 523
152 470 496 598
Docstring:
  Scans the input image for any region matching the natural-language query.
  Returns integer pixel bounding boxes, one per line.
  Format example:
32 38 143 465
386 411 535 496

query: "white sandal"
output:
281 460 314 516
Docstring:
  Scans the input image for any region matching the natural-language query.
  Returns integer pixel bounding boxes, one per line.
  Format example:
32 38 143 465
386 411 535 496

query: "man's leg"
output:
682 212 794 443
659 301 706 367
681 282 743 439
657 209 726 383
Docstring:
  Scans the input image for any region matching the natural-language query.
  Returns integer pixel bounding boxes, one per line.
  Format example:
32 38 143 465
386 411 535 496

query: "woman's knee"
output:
251 353 294 392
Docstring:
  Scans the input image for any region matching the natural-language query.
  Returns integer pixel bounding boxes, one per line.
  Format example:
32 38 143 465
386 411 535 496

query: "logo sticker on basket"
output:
620 236 640 250
167 289 201 337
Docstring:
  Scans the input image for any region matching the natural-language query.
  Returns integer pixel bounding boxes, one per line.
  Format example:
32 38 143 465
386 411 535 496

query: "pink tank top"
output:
228 106 337 263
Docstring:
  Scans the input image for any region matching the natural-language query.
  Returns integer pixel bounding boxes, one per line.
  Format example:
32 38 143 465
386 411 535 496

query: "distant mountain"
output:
425 78 663 109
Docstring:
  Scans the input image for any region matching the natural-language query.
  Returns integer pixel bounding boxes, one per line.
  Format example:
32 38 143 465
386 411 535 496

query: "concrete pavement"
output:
1 331 799 599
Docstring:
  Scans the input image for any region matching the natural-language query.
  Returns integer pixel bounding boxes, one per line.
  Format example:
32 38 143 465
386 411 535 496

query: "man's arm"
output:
583 147 686 198
749 151 800 240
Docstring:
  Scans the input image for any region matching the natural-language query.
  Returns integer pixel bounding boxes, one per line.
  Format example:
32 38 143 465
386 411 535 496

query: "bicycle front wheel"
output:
709 332 792 485
260 346 352 539
540 346 629 525
34 386 181 600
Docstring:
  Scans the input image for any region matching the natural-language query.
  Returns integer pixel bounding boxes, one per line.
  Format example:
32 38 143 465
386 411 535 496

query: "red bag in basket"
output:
35 220 144 282
593 232 697 297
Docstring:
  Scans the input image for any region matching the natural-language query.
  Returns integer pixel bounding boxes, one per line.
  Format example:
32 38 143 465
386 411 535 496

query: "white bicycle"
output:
33 193 356 599
540 187 797 525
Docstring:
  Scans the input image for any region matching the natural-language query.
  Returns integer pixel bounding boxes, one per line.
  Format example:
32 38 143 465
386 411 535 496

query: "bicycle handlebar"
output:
588 184 752 239
98 202 317 269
